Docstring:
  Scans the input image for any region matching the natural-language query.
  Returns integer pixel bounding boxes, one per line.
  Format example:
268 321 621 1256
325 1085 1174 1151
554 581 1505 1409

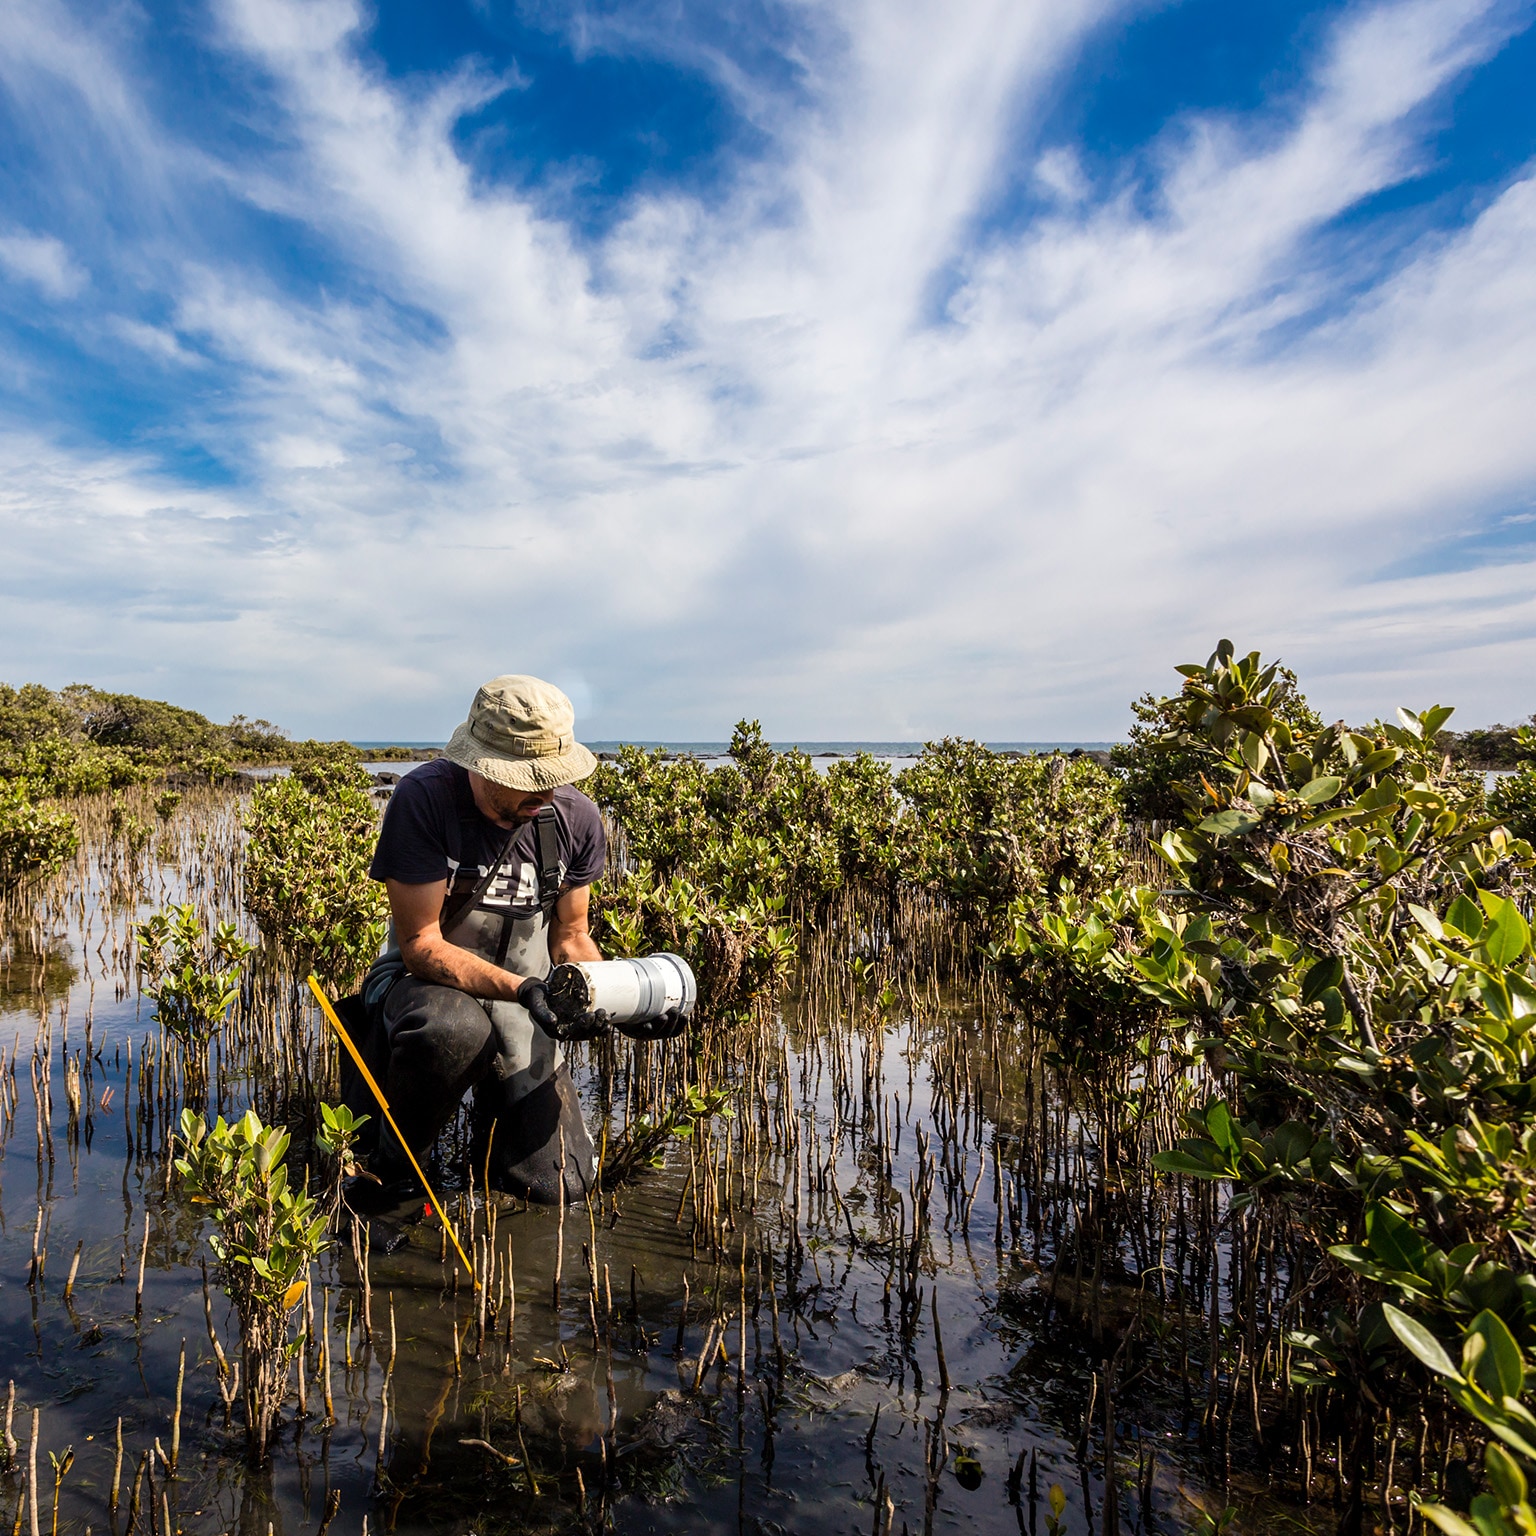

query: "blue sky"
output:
1 0 1534 740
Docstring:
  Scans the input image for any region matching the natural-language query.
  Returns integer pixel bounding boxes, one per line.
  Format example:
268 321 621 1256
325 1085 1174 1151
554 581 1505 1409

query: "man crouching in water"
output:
353 674 604 1209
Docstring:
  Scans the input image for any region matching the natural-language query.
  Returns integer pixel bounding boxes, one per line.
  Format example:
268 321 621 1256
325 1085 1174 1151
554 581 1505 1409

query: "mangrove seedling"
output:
137 904 253 1101
176 1108 329 1463
315 1100 371 1218
600 1085 733 1188
48 1447 73 1536
107 798 153 858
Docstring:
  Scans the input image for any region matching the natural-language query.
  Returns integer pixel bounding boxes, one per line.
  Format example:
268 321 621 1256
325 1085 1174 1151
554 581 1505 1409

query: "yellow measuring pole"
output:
307 974 478 1289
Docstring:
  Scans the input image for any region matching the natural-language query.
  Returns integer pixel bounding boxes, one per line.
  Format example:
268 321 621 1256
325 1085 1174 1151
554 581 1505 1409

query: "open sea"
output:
350 740 1120 775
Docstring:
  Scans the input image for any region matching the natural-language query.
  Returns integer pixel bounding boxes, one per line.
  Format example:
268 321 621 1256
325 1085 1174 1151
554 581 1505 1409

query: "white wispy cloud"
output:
0 0 1531 739
0 231 86 297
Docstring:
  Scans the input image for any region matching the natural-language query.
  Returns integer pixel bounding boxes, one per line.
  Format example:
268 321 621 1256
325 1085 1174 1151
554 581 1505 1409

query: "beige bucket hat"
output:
443 675 598 792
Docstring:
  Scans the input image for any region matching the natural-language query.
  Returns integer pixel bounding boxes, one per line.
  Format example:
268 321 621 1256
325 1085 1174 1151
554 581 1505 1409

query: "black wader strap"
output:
534 805 563 906
438 808 562 969
492 808 561 968
493 912 517 969
441 835 514 934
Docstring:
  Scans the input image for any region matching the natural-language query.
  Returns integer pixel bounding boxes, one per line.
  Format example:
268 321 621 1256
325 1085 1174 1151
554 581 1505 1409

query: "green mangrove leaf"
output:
1383 1304 1458 1378
1467 1405 1536 1466
1446 895 1485 941
1412 1505 1478 1536
1482 898 1531 967
1467 1311 1526 1402
1365 1203 1431 1277
1481 978 1517 1025
1484 1442 1528 1509
1198 808 1263 837
1152 1150 1228 1180
1320 988 1346 1030
1409 903 1445 940
1270 1121 1315 1167
1302 955 1345 1005
1205 1100 1239 1153
1358 747 1403 775
1295 805 1362 831
1330 1243 1388 1279
1297 775 1343 805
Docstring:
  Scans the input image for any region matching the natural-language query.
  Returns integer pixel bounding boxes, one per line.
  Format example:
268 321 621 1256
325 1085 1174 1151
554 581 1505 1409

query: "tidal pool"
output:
0 787 1318 1536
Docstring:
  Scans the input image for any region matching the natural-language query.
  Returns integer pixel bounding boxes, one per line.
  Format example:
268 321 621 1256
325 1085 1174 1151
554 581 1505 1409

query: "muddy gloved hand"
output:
551 1006 611 1043
518 978 610 1042
515 977 562 1033
614 1005 688 1042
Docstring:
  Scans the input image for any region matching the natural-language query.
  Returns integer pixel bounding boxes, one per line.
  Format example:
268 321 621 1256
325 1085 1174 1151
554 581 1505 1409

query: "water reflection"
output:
0 929 79 1013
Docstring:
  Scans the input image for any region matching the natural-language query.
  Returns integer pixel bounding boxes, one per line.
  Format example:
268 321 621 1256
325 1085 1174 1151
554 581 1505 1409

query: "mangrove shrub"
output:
243 758 387 993
1003 640 1536 1526
588 720 1128 1015
0 780 78 895
137 904 253 1097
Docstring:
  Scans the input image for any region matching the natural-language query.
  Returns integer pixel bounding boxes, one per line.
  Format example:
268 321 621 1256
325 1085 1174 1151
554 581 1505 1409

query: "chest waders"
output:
369 805 567 1108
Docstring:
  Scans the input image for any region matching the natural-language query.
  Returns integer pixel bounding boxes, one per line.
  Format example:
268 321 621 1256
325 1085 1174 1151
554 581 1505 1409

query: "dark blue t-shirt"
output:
369 760 605 920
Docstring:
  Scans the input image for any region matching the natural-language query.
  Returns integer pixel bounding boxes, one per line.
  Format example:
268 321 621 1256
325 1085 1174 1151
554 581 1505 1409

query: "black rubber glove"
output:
554 1007 611 1043
515 977 562 1034
615 1006 688 1042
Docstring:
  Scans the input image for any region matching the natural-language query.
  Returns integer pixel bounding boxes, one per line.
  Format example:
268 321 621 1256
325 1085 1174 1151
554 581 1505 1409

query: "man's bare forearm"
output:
550 919 602 964
400 936 526 1000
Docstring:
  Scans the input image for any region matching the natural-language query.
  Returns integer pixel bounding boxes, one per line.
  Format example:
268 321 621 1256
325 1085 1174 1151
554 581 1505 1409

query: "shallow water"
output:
0 795 1323 1536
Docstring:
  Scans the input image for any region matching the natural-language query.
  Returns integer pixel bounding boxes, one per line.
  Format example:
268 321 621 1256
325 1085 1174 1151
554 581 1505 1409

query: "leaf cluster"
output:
136 903 253 1052
177 1107 327 1319
243 771 387 992
0 778 79 895
1110 663 1322 821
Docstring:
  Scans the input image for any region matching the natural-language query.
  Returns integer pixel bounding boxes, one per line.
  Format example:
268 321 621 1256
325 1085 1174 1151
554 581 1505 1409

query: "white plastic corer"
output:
547 953 697 1031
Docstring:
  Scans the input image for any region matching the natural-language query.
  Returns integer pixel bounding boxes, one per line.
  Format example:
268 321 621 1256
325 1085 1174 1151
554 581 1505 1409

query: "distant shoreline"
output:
349 743 443 761
348 739 1123 757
